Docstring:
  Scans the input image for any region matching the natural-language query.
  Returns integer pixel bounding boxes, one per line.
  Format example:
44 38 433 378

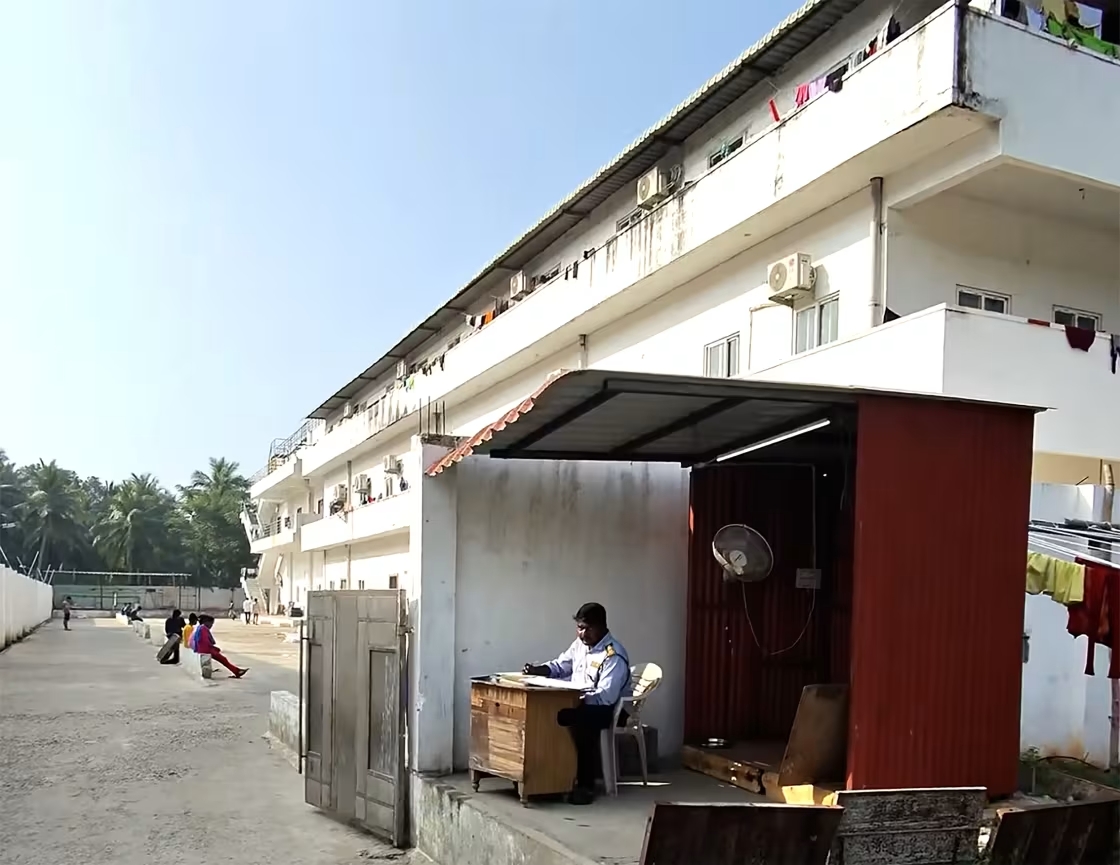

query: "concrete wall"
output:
887 192 1119 329
451 456 690 770
589 192 872 375
1 566 53 650
1022 483 1120 766
942 311 1120 462
965 9 1120 191
268 690 301 755
750 304 1120 465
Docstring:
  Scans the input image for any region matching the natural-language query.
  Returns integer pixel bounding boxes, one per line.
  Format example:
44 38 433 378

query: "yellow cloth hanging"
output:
1038 0 1080 23
1026 552 1085 604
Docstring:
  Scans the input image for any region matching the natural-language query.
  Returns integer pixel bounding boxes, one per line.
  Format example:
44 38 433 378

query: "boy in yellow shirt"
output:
182 613 198 651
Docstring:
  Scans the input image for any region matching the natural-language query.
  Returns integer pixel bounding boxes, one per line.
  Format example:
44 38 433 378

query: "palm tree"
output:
18 459 87 571
0 450 26 567
93 474 175 575
186 457 249 502
178 458 252 586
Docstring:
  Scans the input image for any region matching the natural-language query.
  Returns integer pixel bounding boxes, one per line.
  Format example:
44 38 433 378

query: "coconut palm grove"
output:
0 449 252 586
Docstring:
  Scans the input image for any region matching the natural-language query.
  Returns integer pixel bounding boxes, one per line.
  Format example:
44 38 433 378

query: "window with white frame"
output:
1053 306 1101 331
956 286 1010 315
703 333 740 378
615 208 645 233
794 295 839 354
708 133 745 169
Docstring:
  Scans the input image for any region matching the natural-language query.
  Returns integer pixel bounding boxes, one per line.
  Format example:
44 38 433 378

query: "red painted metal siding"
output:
685 464 852 743
848 397 1034 797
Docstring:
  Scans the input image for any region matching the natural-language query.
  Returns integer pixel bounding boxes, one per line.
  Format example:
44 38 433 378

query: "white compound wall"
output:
1 566 53 651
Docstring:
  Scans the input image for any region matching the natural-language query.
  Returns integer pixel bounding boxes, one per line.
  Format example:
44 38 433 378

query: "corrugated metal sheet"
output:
427 369 1043 475
847 396 1035 798
684 463 852 742
425 372 564 476
307 0 867 419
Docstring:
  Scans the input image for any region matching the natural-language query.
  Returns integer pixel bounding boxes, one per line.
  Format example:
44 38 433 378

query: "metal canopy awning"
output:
426 369 1044 475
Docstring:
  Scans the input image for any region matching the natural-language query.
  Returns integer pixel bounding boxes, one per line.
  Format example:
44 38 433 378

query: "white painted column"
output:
405 436 457 775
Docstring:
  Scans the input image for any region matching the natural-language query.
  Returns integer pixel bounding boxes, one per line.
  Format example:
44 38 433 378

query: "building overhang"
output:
426 368 1044 475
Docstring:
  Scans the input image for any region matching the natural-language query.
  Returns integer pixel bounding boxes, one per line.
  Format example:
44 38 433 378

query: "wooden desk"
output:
469 677 581 804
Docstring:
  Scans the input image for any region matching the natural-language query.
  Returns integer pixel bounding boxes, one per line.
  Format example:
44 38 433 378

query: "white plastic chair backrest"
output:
628 662 663 703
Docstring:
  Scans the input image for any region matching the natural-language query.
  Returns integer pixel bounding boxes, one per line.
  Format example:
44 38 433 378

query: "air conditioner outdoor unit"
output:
767 253 816 303
332 484 348 502
353 473 370 493
342 402 353 419
383 455 403 475
509 270 530 302
395 360 408 379
636 168 669 209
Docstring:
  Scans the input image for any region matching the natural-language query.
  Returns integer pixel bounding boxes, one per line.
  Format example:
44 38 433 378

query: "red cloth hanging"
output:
794 83 811 108
1065 324 1096 351
768 99 781 123
1068 559 1120 677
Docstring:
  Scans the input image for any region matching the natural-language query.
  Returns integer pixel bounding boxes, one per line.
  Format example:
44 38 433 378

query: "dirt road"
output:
0 616 415 865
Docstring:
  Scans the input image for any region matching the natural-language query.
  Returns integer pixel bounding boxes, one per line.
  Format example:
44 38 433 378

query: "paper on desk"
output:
518 675 588 692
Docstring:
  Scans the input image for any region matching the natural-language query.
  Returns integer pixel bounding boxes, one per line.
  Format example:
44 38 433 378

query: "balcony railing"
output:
249 419 325 483
247 511 320 542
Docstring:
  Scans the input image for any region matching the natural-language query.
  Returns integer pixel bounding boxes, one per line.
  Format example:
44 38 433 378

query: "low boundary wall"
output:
1 566 53 650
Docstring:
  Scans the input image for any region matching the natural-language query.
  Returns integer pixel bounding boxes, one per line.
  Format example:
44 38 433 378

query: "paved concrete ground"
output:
191 615 301 694
438 768 761 864
0 616 416 865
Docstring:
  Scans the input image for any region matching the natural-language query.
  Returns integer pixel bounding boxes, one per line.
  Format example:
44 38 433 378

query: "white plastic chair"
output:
600 662 663 796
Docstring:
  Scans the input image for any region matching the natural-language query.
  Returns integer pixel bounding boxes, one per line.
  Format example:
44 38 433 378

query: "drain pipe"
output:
1103 463 1118 769
868 177 885 328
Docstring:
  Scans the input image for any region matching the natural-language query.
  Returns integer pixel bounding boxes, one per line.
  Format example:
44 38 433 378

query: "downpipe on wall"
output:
1103 464 1119 769
868 177 885 329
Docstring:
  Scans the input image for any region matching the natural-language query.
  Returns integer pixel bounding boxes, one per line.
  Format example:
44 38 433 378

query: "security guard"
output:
524 602 630 804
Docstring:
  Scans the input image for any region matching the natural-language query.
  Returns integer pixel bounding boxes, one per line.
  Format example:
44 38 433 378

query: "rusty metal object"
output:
639 802 842 865
778 683 848 788
988 800 1118 865
829 787 986 864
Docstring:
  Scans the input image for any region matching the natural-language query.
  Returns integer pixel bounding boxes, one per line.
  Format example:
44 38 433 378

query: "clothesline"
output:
1029 534 1118 570
1028 518 1119 570
1026 519 1120 678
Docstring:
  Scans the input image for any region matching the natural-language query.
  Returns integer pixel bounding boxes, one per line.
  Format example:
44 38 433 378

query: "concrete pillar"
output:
406 436 457 775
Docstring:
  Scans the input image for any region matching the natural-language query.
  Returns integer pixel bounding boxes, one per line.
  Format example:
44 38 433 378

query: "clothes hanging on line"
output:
1067 558 1120 677
795 75 828 108
1026 551 1085 604
1064 324 1096 351
1111 333 1120 374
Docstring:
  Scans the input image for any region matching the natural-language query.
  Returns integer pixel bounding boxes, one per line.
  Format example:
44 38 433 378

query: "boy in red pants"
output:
191 614 250 678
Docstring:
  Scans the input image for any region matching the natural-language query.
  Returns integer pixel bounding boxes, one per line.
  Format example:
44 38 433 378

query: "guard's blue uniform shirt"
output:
545 632 631 706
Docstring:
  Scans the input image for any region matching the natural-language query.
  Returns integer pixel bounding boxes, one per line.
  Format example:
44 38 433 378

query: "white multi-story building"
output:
246 0 1119 780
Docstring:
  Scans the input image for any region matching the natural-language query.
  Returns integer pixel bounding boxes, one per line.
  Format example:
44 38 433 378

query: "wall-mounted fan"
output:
712 524 774 583
713 522 816 657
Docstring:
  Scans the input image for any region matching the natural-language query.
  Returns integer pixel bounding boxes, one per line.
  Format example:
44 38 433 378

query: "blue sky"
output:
0 0 801 487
